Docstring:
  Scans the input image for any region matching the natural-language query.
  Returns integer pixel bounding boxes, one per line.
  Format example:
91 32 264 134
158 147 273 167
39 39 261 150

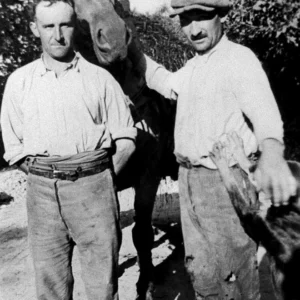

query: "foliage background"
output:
0 0 300 163
224 0 300 160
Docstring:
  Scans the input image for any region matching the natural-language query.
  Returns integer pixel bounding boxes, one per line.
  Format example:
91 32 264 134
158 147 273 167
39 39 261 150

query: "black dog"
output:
210 134 300 300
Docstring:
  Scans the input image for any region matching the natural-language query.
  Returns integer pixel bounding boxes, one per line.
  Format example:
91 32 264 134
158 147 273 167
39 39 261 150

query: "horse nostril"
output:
95 28 110 54
91 19 130 65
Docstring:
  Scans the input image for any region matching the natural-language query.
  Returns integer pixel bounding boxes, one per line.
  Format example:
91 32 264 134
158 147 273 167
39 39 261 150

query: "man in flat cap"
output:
135 0 297 299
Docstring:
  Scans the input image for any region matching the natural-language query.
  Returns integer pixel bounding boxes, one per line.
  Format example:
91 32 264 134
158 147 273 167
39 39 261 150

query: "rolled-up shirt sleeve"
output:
144 55 180 101
0 73 25 165
100 72 137 142
232 48 284 146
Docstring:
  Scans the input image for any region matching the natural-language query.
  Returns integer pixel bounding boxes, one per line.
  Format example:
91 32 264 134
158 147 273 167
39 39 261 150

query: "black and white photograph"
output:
0 0 300 299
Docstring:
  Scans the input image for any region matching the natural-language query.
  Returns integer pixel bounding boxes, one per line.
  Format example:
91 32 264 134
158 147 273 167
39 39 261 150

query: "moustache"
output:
51 42 66 46
191 33 207 41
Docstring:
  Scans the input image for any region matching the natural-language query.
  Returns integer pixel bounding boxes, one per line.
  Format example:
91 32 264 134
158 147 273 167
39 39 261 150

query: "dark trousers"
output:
26 169 121 300
178 166 260 300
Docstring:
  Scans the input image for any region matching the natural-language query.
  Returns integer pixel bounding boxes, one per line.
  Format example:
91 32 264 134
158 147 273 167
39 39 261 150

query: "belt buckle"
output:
54 170 79 181
52 169 65 179
66 170 79 181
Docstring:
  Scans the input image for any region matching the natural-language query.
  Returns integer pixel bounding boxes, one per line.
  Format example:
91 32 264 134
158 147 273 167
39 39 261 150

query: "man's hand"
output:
112 138 136 176
254 139 297 206
16 157 29 175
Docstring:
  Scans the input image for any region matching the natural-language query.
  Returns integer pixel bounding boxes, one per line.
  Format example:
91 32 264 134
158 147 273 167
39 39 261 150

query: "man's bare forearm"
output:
112 139 136 176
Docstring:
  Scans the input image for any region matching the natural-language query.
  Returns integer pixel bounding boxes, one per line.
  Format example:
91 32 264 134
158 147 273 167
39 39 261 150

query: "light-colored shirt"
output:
1 53 136 165
144 36 284 169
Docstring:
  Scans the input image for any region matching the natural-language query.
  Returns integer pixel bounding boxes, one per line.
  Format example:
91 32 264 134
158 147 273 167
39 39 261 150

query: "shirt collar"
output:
37 52 81 77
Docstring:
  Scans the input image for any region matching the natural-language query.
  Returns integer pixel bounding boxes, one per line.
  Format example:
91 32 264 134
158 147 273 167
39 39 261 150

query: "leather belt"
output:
29 158 110 181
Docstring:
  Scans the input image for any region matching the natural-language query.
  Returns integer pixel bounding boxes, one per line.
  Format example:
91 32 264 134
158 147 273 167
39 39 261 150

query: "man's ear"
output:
30 21 40 38
220 15 228 23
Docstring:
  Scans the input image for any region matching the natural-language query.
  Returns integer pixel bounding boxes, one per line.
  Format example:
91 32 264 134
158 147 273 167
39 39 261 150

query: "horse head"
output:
74 0 132 66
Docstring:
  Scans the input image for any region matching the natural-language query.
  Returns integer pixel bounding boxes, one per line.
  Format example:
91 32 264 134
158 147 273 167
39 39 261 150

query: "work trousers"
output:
26 169 121 300
178 166 260 300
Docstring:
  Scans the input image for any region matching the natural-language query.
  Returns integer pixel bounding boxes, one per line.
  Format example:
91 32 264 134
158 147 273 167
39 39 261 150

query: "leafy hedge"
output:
225 0 300 160
225 0 300 120
0 0 40 74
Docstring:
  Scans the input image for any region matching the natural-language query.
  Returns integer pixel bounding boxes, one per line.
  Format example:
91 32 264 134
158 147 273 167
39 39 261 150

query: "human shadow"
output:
151 223 195 300
151 224 279 300
118 222 195 299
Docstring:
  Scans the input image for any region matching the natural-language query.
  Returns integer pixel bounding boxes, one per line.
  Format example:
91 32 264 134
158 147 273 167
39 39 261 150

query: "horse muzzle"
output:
92 21 132 66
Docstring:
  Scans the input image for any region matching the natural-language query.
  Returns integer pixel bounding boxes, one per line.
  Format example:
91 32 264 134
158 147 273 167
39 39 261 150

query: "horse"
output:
72 1 177 299
209 135 300 300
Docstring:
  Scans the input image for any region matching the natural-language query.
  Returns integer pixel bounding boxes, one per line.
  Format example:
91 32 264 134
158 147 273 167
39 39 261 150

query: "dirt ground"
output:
0 169 276 300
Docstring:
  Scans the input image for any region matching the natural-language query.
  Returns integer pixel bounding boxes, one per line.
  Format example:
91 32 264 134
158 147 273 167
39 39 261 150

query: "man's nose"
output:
190 21 201 36
54 27 63 41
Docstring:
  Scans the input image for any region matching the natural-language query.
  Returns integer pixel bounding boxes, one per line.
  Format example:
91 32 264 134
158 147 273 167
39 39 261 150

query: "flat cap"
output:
169 0 233 17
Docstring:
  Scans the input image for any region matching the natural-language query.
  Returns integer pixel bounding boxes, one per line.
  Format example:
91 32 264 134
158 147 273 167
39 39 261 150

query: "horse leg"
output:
131 129 161 300
133 167 161 300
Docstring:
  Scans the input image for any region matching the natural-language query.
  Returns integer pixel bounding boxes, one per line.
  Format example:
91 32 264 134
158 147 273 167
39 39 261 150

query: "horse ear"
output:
30 21 40 38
